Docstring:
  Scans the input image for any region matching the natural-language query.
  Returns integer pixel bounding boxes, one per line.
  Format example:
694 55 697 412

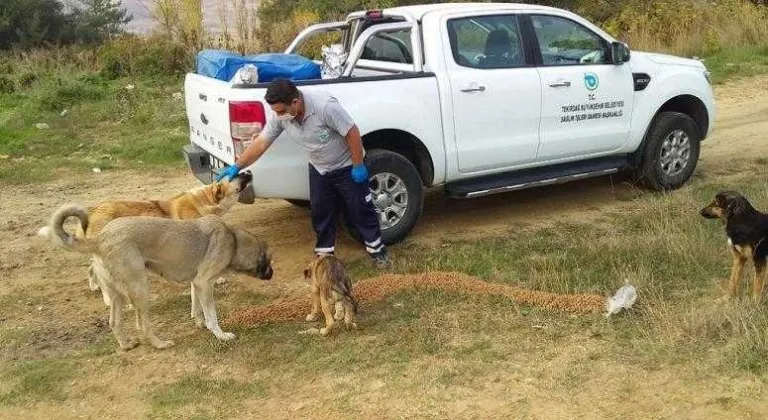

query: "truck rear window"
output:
360 28 414 64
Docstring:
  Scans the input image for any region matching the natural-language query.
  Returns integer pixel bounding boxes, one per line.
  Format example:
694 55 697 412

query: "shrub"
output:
18 72 38 88
601 0 768 56
0 60 14 75
98 35 191 79
0 76 16 94
34 75 108 111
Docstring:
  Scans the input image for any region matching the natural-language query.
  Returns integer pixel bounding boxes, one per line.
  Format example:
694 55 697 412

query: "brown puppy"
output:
303 255 358 335
701 190 768 301
39 172 252 305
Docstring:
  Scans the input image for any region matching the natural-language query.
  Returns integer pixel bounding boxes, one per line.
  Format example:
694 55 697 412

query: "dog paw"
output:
152 340 175 350
305 313 319 322
217 332 236 341
319 327 330 336
118 339 140 351
194 319 206 329
345 321 357 330
298 327 321 335
215 276 227 286
715 294 733 304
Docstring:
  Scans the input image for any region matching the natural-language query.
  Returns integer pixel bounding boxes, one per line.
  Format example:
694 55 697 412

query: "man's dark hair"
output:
264 79 300 105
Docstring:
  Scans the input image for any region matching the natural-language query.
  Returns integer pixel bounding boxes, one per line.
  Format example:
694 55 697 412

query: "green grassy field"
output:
0 69 188 184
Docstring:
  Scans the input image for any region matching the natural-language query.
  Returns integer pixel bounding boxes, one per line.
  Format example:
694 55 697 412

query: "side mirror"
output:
611 41 630 64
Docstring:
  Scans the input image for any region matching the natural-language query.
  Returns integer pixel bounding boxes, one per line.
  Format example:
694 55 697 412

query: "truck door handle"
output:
460 85 486 93
548 80 571 88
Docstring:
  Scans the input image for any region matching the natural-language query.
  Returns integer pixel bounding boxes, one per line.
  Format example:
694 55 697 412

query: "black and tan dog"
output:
303 255 358 335
701 191 768 301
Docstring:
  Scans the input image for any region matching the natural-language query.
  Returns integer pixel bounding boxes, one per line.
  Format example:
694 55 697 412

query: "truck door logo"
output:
584 73 599 91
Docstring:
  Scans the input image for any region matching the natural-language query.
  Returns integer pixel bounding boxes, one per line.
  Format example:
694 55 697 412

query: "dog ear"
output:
725 195 747 217
215 184 226 200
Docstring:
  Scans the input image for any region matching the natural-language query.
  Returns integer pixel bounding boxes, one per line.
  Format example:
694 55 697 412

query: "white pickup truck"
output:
183 3 715 245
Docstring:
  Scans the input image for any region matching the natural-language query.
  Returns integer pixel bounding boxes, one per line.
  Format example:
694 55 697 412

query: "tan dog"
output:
303 255 358 335
42 172 252 305
38 204 273 351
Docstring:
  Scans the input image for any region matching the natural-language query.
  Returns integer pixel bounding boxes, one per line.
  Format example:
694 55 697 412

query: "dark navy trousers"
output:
309 164 385 256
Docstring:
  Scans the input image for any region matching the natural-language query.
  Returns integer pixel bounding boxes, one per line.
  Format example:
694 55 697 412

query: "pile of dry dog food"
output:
224 271 605 327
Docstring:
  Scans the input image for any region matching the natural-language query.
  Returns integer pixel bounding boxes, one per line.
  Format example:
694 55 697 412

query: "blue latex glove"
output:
351 164 369 184
215 164 240 182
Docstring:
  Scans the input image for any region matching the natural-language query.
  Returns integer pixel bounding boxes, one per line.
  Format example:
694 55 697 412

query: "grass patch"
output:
0 359 78 406
185 288 529 388
147 374 266 419
704 44 768 83
336 172 768 373
0 70 187 185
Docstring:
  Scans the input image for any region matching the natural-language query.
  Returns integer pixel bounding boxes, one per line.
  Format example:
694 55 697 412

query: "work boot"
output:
372 251 392 270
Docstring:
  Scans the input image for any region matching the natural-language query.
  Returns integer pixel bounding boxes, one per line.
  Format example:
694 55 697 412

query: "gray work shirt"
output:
262 90 357 175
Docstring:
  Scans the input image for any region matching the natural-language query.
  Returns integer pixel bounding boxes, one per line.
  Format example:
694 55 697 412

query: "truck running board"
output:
445 155 630 199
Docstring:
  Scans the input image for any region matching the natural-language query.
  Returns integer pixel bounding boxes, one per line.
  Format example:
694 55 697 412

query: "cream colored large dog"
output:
38 204 273 351
67 172 253 305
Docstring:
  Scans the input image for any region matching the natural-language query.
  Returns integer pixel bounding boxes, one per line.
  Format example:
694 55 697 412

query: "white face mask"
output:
275 101 297 122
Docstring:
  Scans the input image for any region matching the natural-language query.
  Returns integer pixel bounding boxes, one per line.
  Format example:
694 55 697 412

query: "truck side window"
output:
360 29 414 64
447 15 524 69
530 15 611 66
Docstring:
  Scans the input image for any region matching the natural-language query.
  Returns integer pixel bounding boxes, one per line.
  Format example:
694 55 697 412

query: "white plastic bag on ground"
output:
605 281 637 317
321 44 347 79
231 64 258 85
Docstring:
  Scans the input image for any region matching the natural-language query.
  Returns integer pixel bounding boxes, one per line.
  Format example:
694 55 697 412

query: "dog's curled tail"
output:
37 204 94 253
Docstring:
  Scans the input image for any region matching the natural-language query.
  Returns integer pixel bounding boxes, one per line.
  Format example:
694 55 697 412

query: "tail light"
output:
229 101 266 158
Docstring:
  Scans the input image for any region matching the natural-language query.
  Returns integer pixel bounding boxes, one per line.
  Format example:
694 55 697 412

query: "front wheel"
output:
635 111 701 191
344 149 424 246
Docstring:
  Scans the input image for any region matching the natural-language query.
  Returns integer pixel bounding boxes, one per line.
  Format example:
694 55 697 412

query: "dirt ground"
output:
1 75 767 419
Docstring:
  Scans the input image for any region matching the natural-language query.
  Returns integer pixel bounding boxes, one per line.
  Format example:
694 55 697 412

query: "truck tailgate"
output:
184 74 237 167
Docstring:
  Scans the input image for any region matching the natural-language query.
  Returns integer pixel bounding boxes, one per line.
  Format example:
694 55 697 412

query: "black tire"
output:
635 111 701 191
344 149 424 246
285 199 310 209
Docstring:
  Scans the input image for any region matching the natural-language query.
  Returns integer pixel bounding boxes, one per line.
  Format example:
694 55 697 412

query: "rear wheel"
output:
344 149 424 246
635 111 701 191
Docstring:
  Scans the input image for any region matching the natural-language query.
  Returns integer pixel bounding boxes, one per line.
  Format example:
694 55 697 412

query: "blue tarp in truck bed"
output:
196 50 321 83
